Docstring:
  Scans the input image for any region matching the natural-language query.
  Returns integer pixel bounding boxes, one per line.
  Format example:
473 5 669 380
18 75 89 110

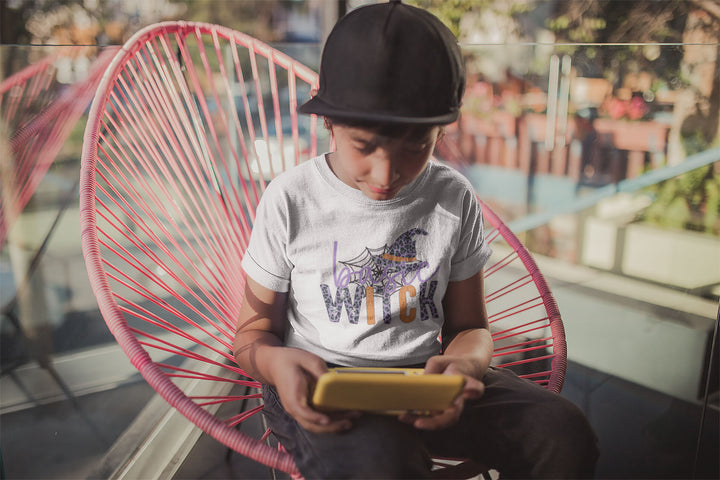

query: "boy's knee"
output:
529 397 599 478
550 398 597 448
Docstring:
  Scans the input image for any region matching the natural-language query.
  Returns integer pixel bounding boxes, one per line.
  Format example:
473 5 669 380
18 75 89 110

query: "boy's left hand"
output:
398 355 485 430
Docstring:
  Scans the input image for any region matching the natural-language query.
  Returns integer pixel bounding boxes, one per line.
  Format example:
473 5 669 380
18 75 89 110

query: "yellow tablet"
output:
311 367 465 414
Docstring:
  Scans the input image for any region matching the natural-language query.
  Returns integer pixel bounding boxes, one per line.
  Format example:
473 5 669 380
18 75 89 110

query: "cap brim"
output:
298 95 459 125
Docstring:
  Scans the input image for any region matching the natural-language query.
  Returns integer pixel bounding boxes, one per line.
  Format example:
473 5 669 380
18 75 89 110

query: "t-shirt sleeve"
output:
241 183 293 292
449 188 492 282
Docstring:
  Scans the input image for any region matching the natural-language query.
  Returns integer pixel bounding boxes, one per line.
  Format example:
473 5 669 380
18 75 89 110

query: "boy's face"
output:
328 123 441 201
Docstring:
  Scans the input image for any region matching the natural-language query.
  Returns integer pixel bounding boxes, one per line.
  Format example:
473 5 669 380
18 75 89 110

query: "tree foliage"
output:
173 0 280 41
404 0 497 38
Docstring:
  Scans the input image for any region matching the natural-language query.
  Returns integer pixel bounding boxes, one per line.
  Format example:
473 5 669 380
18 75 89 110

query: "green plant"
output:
642 163 720 235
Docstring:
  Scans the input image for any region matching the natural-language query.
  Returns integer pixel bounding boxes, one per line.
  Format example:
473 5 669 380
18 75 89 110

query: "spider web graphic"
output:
339 245 387 291
338 244 427 297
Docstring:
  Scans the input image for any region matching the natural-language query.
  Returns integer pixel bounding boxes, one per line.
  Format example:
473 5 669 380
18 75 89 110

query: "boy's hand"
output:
399 355 485 430
270 348 359 433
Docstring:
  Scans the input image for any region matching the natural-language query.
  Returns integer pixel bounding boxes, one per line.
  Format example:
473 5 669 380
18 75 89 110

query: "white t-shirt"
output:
242 155 491 367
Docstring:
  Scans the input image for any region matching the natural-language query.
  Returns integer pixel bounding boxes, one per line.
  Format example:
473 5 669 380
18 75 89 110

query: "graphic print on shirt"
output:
320 228 440 325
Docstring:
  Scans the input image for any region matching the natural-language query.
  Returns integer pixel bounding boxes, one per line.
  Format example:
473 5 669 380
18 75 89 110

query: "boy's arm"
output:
233 277 354 433
402 270 493 430
435 269 493 379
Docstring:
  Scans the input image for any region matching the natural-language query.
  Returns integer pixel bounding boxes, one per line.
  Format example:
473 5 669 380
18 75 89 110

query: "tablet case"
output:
311 367 465 413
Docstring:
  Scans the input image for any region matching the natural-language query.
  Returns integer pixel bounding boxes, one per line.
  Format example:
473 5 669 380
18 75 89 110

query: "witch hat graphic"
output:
381 228 428 263
368 228 428 295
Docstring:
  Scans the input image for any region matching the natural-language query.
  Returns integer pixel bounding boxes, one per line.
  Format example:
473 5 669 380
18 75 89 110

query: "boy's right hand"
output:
269 347 358 433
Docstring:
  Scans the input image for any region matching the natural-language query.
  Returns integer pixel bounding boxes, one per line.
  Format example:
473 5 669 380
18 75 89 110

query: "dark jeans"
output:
262 367 598 479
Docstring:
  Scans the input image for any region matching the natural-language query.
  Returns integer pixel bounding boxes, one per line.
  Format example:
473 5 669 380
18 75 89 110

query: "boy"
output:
233 1 598 477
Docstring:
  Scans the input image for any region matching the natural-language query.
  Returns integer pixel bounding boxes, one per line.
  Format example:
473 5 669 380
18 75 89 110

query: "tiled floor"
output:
1 361 717 479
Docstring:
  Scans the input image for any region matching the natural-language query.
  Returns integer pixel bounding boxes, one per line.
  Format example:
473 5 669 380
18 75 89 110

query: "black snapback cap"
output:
298 0 465 125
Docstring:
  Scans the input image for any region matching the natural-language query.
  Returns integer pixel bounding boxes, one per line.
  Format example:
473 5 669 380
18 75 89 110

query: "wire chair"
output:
80 21 565 478
0 54 61 133
1 48 119 396
0 48 118 248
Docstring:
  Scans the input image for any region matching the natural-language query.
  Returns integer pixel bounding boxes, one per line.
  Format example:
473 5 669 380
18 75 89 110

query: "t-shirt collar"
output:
315 153 433 205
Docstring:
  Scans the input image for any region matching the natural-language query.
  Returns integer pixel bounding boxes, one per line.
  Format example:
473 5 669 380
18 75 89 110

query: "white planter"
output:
622 223 720 290
581 218 720 293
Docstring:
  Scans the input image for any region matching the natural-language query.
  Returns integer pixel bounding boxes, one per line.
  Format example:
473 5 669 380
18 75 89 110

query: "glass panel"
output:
1 1 718 479
449 42 719 275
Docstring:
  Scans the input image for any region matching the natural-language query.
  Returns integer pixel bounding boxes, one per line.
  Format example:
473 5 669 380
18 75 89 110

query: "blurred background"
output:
1 0 718 479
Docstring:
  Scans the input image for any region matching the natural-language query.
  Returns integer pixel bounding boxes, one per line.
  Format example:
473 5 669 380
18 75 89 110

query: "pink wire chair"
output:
0 55 57 131
1 54 58 247
80 21 566 478
0 48 118 248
